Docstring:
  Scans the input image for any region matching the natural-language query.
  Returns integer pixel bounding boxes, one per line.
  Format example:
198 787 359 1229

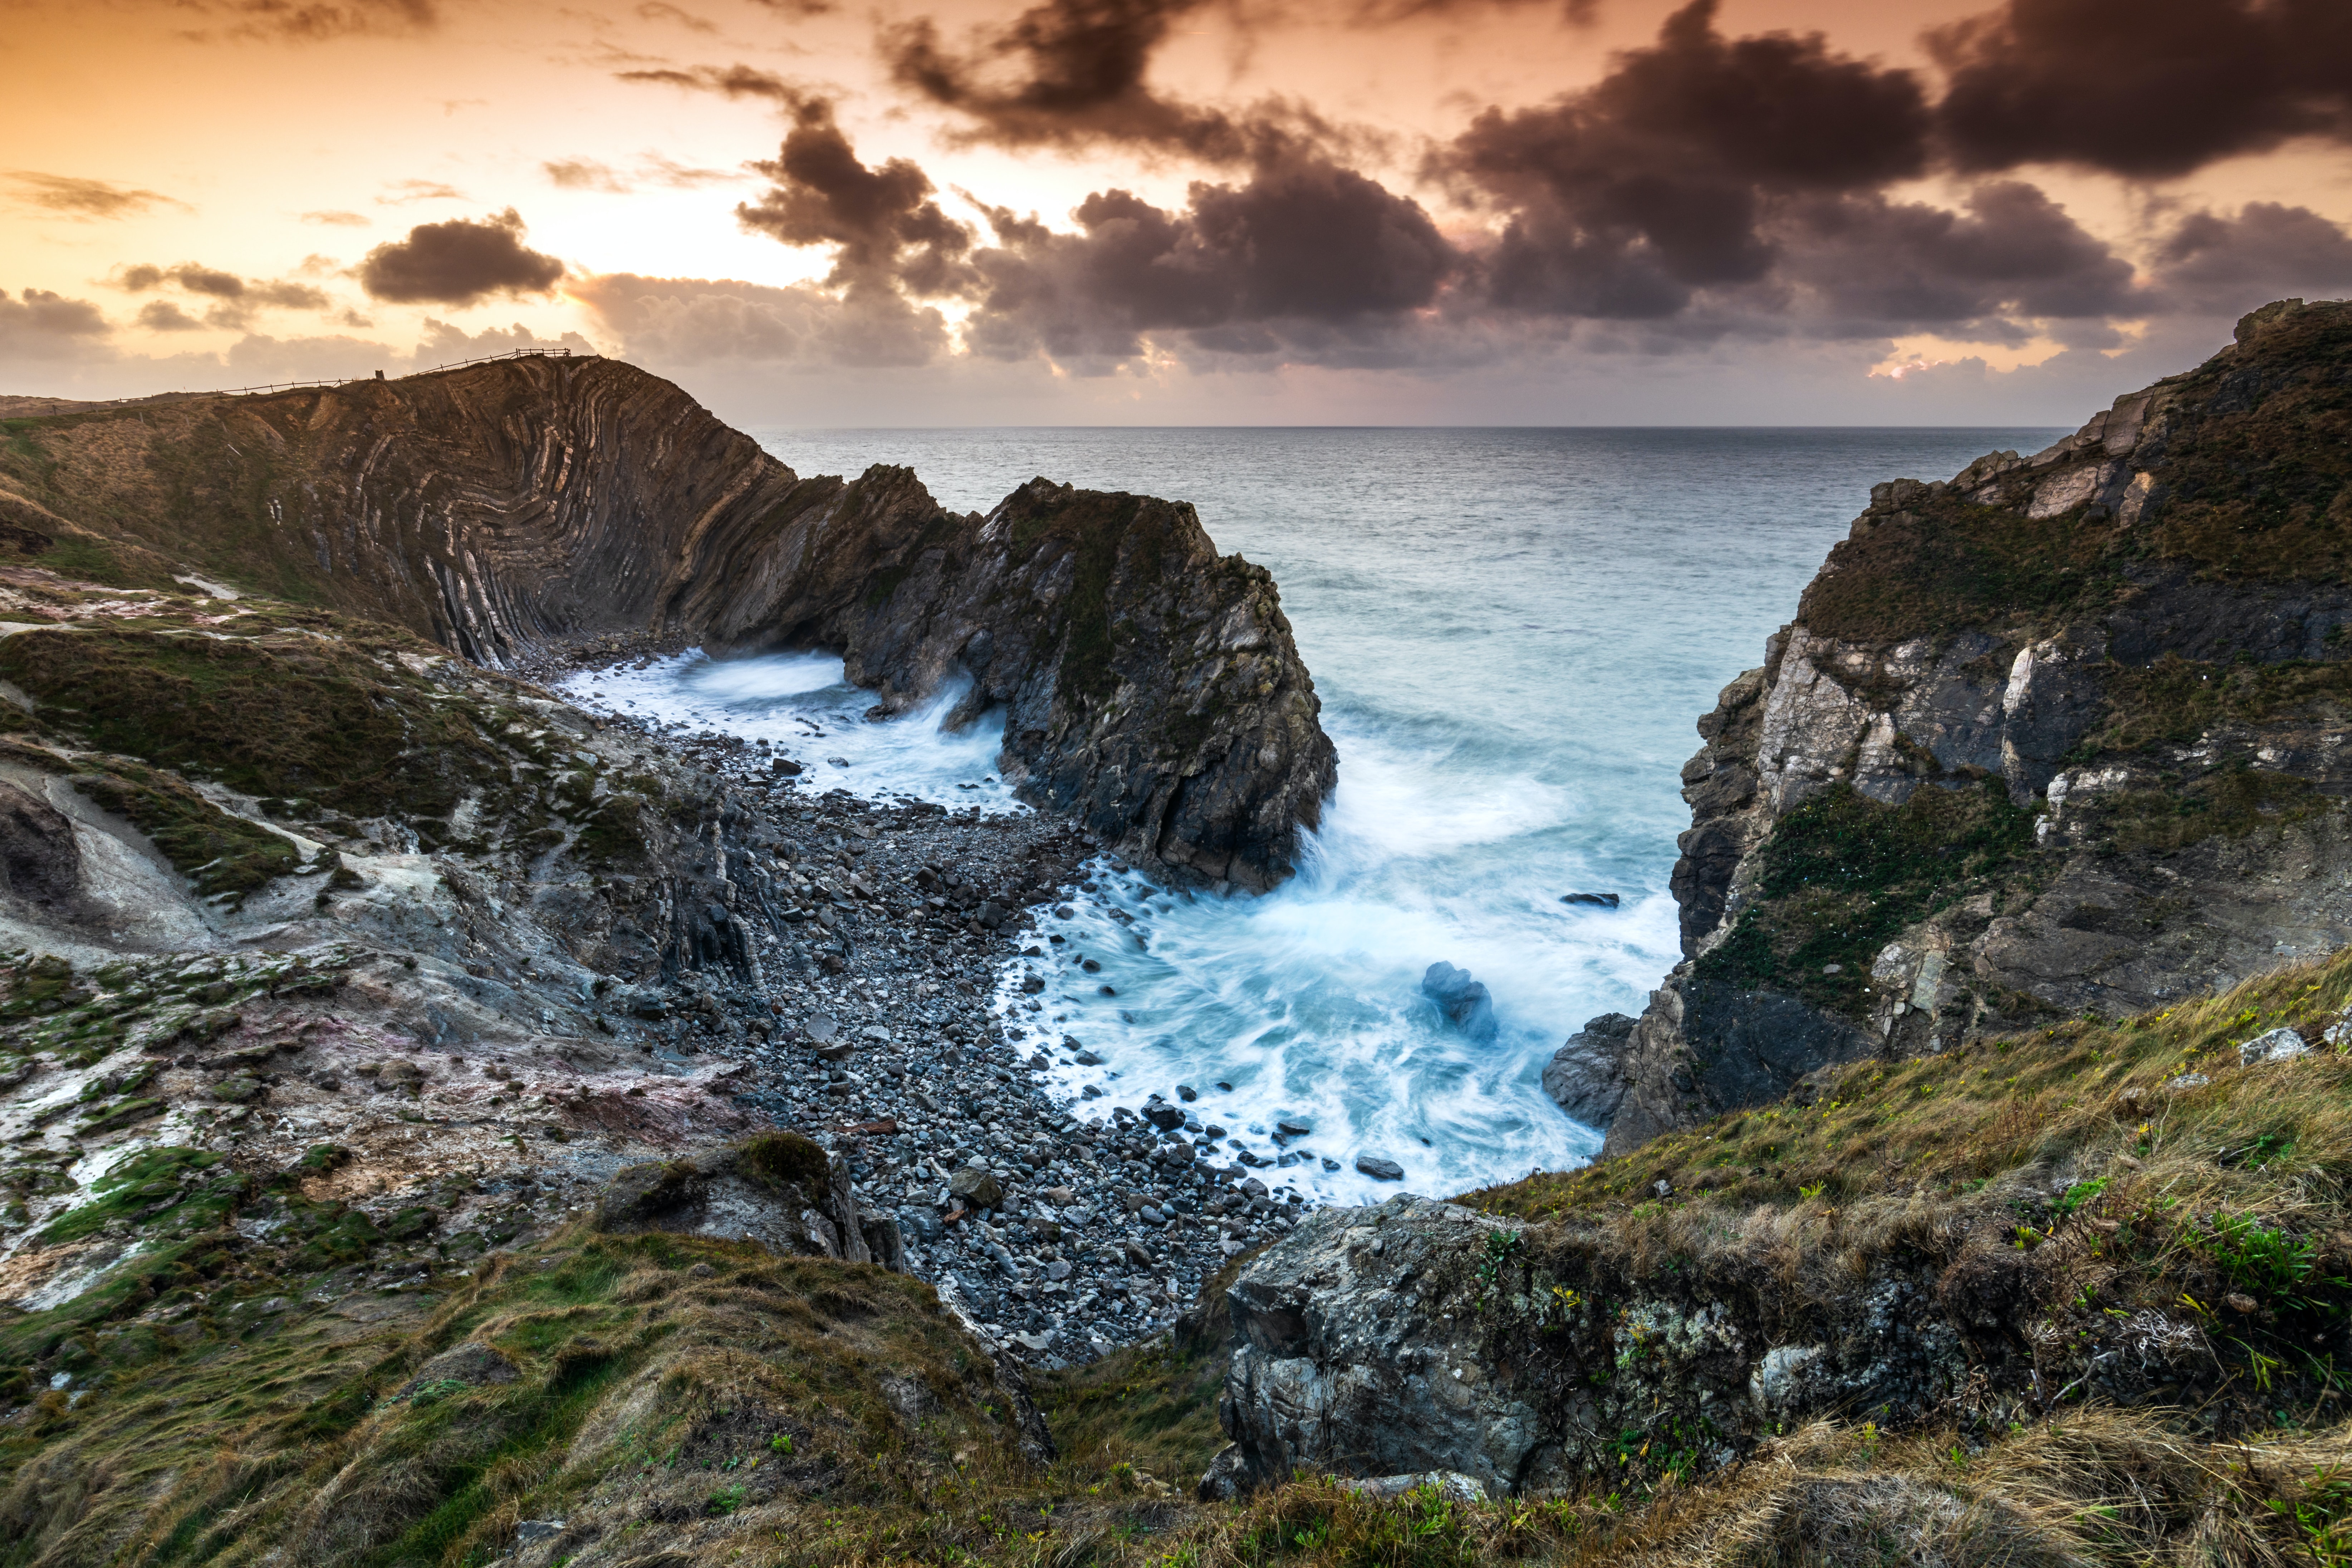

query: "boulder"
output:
397 1342 519 1398
1540 1012 1638 1128
1419 962 1497 1043
593 1133 902 1269
1353 1155 1404 1181
2238 1025 2311 1065
0 780 82 908
1205 1196 1983 1501
948 1165 1004 1211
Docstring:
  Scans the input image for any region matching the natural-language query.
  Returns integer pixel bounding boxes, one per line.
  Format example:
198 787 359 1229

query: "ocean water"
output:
560 427 2062 1204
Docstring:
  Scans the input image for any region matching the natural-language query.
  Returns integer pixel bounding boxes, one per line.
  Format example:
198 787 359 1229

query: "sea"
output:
559 427 2063 1205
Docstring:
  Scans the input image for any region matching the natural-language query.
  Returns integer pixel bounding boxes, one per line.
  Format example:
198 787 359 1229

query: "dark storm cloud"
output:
0 289 111 359
1930 0 2352 180
1437 0 1930 302
736 98 981 299
357 210 567 306
4 172 190 220
882 0 1252 160
2148 202 2352 312
962 152 1459 362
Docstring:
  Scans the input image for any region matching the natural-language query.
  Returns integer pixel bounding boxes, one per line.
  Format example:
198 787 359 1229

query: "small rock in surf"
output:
1420 961 1499 1043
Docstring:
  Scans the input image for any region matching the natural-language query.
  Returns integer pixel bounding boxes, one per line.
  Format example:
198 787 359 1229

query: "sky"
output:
2 0 2349 425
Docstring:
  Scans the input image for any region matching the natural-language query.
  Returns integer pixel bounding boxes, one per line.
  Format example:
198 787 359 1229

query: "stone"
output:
398 1341 520 1397
949 1165 1004 1211
514 1520 565 1547
1142 1102 1187 1131
1558 892 1619 908
1339 1471 1489 1503
2238 1025 2311 1065
1419 963 1498 1044
804 1014 839 1044
1176 1084 1198 1101
1353 1156 1404 1181
1540 1012 1638 1128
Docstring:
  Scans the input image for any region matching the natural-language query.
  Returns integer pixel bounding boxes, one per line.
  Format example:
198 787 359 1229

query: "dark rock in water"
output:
1420 962 1498 1043
1142 1101 1187 1131
1354 1155 1405 1181
1559 892 1619 908
1540 1012 1638 1128
1175 1084 1198 1102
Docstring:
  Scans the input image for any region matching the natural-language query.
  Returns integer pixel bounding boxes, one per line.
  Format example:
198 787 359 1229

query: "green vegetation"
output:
1802 304 2352 647
1696 779 2038 1014
71 759 302 903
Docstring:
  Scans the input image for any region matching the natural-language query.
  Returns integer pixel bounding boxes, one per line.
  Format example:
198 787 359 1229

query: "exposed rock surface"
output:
1602 298 2352 1153
0 358 1334 891
1538 1011 1635 1128
1203 1193 2091 1499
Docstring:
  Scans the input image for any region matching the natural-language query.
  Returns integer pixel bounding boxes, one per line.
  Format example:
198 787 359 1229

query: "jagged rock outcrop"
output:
1602 298 2352 1153
0 357 1333 889
1202 1194 2060 1499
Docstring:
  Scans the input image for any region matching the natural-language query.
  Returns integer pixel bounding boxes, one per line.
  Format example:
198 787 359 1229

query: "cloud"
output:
300 209 372 226
137 300 206 332
571 272 949 366
1929 0 2352 180
1436 0 1931 305
0 289 112 360
636 1 716 30
546 158 632 193
735 98 980 301
2148 201 2352 312
174 0 438 41
109 264 334 329
376 179 467 205
357 209 567 305
4 171 189 220
881 0 1250 160
616 63 800 100
962 152 1459 365
545 153 746 194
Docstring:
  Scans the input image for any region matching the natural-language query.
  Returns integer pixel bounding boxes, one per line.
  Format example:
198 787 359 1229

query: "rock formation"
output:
1593 297 2352 1153
0 357 1334 890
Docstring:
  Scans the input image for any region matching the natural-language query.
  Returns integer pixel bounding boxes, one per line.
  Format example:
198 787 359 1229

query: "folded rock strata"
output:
0 357 1334 890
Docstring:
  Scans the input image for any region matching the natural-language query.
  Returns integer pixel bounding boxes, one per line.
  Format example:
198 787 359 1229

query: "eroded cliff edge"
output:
0 357 1333 890
1590 297 2352 1154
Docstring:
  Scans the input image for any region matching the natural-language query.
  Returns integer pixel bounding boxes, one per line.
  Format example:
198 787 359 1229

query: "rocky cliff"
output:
0 357 1333 890
1572 298 2352 1153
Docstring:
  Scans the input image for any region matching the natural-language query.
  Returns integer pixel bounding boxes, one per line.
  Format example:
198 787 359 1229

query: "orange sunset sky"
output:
3 0 2348 423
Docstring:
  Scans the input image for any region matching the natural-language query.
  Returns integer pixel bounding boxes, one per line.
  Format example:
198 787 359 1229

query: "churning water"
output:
560 426 2061 1204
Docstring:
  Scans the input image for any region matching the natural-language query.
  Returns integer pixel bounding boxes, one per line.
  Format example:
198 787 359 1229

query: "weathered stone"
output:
948 1165 1004 1211
1540 1013 1636 1128
1419 962 1497 1043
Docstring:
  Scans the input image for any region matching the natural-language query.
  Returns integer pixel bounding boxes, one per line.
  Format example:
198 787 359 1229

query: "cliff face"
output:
0 357 1333 889
1590 298 2352 1153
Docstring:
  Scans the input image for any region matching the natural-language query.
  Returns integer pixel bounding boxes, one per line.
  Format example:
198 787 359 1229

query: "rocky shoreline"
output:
521 636 1312 1367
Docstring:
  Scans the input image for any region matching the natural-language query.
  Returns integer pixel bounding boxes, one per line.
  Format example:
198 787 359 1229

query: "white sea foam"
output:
558 650 1026 811
569 424 2068 1204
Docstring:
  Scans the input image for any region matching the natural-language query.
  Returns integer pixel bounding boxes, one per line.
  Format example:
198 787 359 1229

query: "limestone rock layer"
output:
1596 298 2352 1152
